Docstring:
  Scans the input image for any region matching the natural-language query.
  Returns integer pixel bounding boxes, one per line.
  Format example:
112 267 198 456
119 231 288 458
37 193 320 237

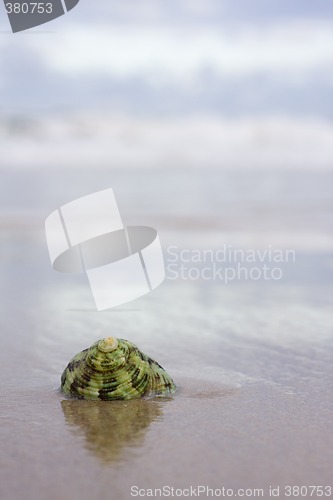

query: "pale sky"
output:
0 0 332 117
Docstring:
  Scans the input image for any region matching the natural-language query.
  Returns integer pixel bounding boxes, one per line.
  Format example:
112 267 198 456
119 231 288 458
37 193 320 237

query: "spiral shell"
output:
61 337 176 400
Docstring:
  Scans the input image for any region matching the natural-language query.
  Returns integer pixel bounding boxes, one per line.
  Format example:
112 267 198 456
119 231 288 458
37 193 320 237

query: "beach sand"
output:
0 167 332 499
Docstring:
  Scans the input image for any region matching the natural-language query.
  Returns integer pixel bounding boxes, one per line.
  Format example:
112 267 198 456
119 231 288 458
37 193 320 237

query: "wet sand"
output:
1 373 332 499
1 266 332 499
0 168 332 499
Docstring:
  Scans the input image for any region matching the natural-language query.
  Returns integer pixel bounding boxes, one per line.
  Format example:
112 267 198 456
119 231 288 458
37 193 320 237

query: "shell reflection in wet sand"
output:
61 399 164 463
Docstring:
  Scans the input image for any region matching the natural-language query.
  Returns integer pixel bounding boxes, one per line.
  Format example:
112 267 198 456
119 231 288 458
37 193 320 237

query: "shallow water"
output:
0 167 332 499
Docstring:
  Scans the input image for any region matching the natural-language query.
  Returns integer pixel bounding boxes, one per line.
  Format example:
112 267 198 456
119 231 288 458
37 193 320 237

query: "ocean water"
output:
0 166 332 499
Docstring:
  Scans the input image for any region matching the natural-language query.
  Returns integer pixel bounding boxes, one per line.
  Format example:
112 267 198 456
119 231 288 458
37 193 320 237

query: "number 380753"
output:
5 3 53 14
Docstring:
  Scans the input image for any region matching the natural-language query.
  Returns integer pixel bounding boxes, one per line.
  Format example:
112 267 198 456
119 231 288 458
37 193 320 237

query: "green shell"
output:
61 337 176 400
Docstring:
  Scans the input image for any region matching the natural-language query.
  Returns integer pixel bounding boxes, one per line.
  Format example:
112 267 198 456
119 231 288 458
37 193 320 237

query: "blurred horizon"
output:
0 0 333 171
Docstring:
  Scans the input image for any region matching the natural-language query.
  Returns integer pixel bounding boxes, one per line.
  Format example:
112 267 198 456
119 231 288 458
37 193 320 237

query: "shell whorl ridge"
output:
61 337 176 400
